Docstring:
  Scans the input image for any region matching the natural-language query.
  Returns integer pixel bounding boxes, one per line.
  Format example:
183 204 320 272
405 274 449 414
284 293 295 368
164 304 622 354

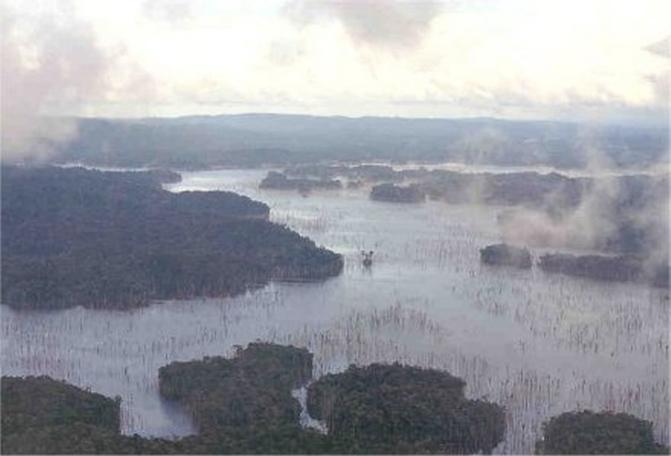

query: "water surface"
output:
2 168 668 453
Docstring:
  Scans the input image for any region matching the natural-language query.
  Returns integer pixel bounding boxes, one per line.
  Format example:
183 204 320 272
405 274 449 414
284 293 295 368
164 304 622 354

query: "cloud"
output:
142 0 192 24
284 0 443 51
0 3 154 162
645 35 670 59
1 0 668 122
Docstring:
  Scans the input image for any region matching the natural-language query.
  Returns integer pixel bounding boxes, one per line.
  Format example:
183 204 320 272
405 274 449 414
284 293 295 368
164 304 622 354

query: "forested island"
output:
3 343 667 454
0 343 502 454
370 183 425 203
539 253 642 282
307 363 505 453
286 164 402 183
259 171 342 193
1 376 123 454
480 244 532 269
287 163 668 287
281 164 585 207
1 344 326 454
478 247 668 287
536 410 669 454
538 253 670 287
158 343 313 437
1 166 343 310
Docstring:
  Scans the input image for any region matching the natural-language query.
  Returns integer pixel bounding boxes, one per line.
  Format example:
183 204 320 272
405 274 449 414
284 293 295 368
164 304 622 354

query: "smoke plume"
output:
0 4 150 163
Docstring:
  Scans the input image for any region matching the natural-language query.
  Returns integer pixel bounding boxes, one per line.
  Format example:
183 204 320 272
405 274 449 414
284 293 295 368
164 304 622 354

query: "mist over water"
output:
2 168 668 453
361 160 669 178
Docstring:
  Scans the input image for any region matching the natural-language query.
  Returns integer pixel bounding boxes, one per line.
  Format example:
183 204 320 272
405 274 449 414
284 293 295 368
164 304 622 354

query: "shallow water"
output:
2 168 668 453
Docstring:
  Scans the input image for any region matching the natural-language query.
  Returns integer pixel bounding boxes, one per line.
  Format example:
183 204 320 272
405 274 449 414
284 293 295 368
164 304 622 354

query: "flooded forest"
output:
2 162 669 454
1 1 670 453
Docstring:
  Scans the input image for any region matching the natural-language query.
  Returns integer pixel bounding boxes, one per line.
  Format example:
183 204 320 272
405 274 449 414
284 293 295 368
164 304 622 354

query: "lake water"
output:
2 168 668 454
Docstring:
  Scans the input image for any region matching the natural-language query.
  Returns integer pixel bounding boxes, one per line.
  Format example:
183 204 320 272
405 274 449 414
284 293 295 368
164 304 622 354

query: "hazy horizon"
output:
2 0 670 161
33 111 671 128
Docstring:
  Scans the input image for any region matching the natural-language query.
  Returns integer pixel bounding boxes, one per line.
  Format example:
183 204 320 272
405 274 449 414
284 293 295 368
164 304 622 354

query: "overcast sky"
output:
2 0 669 124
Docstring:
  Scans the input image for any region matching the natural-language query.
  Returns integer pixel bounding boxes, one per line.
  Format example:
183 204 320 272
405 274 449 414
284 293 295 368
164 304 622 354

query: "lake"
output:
2 168 668 454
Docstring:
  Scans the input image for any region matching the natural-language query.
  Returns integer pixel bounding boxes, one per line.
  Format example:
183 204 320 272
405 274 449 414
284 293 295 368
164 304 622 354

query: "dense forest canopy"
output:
536 410 669 454
49 115 668 170
1 376 127 454
259 171 342 193
480 244 532 269
1 344 330 454
369 183 425 203
159 343 314 432
7 344 663 454
307 363 505 454
1 166 343 309
283 163 669 286
0 343 499 454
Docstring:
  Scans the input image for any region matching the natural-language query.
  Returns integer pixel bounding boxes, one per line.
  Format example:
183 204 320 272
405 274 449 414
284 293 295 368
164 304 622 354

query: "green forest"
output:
536 410 669 454
54 115 668 171
4 343 666 454
307 363 505 453
1 167 343 309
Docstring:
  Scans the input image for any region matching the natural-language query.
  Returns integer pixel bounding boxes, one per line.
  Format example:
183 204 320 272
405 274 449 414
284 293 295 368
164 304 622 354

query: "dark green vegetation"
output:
1 344 328 454
157 342 331 454
6 369 668 455
536 410 669 454
2 343 512 454
287 164 402 182
370 183 425 203
480 244 532 269
1 376 121 454
49 115 667 170
1 166 343 309
159 343 313 433
285 163 669 287
417 170 584 208
307 363 506 453
539 253 645 284
538 253 670 288
259 171 342 193
289 164 583 208
1 376 180 453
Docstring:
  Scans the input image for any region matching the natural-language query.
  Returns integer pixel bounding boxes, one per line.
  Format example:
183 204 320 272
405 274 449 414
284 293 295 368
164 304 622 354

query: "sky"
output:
1 0 669 128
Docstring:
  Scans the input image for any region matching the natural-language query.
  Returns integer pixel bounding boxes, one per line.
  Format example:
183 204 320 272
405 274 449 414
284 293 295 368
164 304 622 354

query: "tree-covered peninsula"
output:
1 166 343 309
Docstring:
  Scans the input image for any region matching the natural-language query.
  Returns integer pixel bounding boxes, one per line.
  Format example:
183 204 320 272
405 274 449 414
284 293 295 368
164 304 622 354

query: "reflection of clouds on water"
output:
2 168 668 453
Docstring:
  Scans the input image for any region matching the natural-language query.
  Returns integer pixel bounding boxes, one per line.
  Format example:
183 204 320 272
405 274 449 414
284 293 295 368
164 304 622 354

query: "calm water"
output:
2 169 668 453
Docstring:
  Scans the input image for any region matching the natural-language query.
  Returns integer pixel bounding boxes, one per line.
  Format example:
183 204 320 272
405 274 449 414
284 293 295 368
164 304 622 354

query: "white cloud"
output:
1 0 669 124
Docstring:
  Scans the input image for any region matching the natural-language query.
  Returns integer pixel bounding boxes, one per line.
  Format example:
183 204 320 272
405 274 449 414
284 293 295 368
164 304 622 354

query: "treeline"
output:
287 164 668 275
480 244 532 269
307 363 505 453
49 115 668 170
539 253 645 283
480 244 668 288
286 163 588 207
158 343 330 454
370 183 425 203
1 375 183 454
2 343 667 454
259 171 342 193
287 163 662 211
537 410 668 455
1 166 343 309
